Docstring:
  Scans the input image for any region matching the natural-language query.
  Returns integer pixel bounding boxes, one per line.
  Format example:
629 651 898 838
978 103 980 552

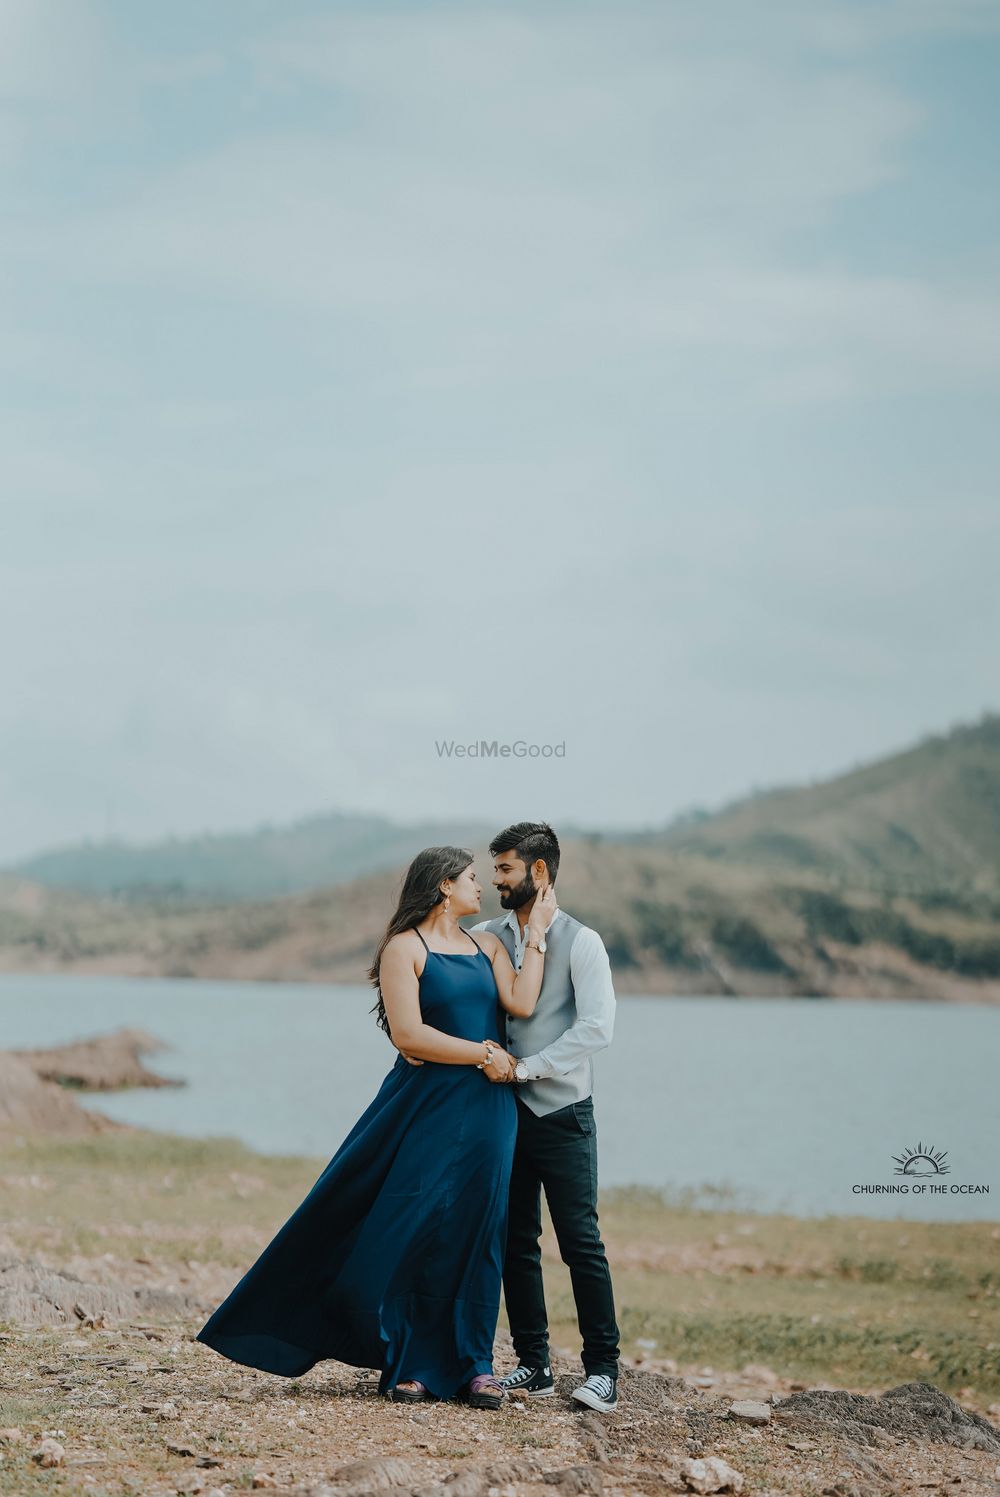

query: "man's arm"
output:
517 926 615 1080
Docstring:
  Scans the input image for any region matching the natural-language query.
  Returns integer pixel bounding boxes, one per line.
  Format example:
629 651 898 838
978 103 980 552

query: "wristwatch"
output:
514 1059 529 1083
526 935 547 954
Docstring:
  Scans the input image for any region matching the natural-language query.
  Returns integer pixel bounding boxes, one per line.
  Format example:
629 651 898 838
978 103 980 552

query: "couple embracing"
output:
196 822 622 1413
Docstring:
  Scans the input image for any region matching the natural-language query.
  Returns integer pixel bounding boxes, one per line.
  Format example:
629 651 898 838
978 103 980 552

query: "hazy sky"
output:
3 0 999 861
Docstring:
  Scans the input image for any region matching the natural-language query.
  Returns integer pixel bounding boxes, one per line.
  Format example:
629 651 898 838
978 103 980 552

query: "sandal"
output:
389 1379 433 1403
456 1373 505 1410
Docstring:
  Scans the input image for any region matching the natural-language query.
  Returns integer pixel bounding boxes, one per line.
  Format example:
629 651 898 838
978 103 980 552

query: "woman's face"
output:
444 863 482 917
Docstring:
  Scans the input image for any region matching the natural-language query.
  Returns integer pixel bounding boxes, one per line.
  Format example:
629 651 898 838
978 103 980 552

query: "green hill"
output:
646 710 1000 901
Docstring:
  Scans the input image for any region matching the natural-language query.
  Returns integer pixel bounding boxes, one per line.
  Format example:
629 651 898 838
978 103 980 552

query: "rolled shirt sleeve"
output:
519 926 616 1079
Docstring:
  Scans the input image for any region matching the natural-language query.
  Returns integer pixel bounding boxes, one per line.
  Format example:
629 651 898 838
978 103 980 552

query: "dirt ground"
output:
3 1306 1000 1497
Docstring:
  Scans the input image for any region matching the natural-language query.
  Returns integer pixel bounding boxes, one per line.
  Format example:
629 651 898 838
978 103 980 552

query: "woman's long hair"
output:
368 845 474 1038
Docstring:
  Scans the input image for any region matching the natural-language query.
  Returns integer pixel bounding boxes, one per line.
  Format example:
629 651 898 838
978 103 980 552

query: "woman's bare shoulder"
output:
383 929 424 961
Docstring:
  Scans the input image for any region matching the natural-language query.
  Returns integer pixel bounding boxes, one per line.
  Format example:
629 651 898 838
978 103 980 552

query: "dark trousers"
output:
503 1092 620 1378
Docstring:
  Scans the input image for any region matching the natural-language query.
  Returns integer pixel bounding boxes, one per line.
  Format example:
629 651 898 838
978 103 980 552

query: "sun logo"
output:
891 1142 950 1177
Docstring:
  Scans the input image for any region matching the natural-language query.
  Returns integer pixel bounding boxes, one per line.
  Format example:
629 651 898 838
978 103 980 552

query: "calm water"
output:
1 973 996 1222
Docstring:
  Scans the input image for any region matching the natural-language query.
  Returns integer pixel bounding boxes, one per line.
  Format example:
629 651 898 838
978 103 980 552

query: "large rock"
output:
0 1256 204 1328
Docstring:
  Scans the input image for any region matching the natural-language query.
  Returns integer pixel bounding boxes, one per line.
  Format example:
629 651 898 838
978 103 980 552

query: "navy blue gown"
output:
195 930 517 1401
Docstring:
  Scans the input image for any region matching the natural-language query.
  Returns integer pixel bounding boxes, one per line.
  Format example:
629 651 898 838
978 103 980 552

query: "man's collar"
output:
503 904 561 936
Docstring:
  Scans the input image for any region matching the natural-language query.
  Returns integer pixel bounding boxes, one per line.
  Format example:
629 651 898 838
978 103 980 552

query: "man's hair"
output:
488 821 560 884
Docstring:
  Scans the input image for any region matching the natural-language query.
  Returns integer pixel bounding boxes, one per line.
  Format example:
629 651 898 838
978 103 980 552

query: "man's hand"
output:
399 1050 424 1067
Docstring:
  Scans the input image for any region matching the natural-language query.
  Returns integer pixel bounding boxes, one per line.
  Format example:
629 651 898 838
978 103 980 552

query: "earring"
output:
444 894 451 913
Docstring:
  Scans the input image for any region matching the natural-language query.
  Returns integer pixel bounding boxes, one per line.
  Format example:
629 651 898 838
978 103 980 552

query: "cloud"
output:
0 2 997 853
8 1 990 411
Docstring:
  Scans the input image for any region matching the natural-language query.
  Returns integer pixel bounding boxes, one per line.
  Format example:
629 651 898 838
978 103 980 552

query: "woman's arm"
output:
380 934 514 1077
480 885 558 1018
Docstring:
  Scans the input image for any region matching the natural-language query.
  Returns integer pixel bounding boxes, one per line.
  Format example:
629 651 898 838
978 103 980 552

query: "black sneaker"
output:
497 1362 554 1398
570 1372 618 1412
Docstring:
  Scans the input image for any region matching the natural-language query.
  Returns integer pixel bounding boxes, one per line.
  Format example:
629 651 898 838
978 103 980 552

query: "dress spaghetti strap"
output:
463 927 483 955
414 928 431 952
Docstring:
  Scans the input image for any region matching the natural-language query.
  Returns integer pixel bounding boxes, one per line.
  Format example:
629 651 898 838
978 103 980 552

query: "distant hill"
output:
2 834 1000 1002
644 711 1000 899
3 711 999 1001
6 812 495 902
11 712 1000 909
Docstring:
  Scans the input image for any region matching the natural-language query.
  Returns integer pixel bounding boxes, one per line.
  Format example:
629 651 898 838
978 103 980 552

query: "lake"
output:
1 973 995 1222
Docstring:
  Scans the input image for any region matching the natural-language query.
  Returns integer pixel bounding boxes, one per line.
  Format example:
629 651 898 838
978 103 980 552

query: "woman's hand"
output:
527 883 558 945
400 1049 424 1067
483 1045 516 1083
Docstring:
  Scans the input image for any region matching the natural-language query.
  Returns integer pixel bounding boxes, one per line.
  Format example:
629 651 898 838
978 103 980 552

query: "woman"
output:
195 845 555 1409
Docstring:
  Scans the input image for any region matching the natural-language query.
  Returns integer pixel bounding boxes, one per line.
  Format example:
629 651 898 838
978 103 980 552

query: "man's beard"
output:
498 872 536 911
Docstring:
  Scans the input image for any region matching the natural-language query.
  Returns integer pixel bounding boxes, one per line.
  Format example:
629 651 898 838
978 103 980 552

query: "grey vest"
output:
482 911 590 1118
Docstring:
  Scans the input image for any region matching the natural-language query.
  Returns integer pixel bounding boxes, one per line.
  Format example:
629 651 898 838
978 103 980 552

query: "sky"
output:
2 0 999 862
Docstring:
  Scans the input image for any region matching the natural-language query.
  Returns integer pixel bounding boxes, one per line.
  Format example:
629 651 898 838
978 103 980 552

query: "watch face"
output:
538 938 547 953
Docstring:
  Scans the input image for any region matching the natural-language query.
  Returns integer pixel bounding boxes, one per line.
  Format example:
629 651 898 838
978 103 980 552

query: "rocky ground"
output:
2 1262 1000 1497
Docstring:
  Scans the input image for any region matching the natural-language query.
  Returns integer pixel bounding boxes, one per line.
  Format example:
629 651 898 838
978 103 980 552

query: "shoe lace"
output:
503 1365 535 1385
587 1374 614 1398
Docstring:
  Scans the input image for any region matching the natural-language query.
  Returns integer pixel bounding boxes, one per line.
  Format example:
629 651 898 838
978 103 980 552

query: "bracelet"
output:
476 1039 496 1071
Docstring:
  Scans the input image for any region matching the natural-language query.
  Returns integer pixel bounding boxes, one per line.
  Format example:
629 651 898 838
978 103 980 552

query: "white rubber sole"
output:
570 1386 618 1412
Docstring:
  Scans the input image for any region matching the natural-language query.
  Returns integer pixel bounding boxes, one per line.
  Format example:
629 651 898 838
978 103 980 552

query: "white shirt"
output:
472 907 616 1082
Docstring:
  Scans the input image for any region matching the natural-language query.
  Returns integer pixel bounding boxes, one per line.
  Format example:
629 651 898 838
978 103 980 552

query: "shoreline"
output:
3 961 1000 1006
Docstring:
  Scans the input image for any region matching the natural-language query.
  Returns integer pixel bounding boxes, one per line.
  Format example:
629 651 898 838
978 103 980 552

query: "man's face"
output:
492 851 536 910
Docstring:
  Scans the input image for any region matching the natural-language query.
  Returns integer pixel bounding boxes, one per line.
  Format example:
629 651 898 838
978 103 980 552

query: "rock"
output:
31 1437 65 1467
330 1456 420 1490
0 1428 24 1445
542 1467 604 1494
441 1473 488 1497
252 1477 278 1490
479 1461 544 1486
727 1399 771 1425
740 1363 780 1386
680 1455 745 1493
0 1256 204 1330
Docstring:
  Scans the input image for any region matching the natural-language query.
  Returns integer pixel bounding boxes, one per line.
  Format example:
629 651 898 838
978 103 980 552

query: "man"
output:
471 821 621 1413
